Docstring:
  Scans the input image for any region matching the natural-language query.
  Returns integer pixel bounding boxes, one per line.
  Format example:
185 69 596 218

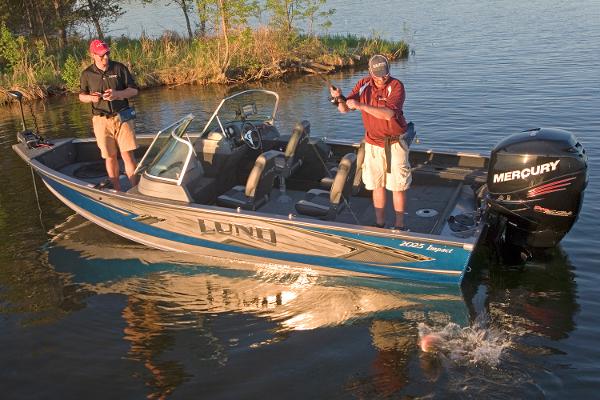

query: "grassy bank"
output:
0 27 409 105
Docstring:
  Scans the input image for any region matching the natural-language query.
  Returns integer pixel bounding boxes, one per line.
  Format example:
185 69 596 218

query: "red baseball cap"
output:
89 39 110 56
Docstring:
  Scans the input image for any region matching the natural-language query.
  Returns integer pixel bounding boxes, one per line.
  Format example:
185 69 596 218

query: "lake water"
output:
1 0 599 398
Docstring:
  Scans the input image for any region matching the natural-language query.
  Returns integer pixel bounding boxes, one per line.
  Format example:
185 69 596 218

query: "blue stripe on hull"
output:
44 177 470 284
304 227 472 273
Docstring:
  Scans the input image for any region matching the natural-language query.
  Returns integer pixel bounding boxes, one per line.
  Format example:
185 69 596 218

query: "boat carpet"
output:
262 177 463 234
59 160 133 191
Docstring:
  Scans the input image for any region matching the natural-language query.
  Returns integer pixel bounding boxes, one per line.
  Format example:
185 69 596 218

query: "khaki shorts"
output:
92 115 137 159
362 141 412 191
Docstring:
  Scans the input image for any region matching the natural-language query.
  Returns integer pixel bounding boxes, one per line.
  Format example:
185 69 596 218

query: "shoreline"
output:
0 31 409 106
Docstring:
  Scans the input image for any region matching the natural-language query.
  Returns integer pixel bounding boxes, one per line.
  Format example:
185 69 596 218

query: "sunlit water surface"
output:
1 0 599 398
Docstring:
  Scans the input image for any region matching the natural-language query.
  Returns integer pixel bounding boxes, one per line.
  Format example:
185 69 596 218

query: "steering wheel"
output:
241 121 262 150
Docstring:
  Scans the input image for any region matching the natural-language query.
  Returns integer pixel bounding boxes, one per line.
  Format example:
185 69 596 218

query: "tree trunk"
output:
217 0 230 74
87 0 104 40
23 1 35 35
181 0 193 40
196 0 207 37
53 0 66 48
32 0 50 47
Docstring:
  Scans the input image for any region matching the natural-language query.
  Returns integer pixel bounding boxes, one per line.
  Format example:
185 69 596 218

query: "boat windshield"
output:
200 90 279 137
136 114 194 185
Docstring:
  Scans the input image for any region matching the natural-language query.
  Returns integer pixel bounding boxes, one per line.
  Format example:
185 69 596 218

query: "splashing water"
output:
418 318 512 367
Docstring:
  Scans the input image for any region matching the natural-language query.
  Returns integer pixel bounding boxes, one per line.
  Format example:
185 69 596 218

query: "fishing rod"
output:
316 74 347 106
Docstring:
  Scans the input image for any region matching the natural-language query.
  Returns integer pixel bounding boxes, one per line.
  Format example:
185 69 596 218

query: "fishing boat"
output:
10 89 588 285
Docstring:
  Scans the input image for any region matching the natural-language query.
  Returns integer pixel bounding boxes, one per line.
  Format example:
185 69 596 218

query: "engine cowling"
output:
486 128 587 249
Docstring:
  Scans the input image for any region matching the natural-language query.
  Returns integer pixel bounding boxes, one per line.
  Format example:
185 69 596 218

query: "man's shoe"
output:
95 178 113 189
372 222 385 229
392 226 409 231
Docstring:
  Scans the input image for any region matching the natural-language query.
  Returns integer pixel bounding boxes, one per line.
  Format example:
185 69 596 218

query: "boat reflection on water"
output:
45 215 468 397
48 214 469 330
483 247 579 341
43 215 578 398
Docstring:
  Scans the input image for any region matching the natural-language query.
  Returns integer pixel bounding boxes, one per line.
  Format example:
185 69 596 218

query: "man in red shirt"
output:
330 55 411 229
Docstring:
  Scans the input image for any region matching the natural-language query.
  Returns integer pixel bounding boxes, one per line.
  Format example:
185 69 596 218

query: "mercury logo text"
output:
493 160 560 183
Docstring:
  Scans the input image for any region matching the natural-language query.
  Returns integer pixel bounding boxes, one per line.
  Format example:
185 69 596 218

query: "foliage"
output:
265 0 334 34
0 22 19 72
0 23 59 86
0 0 410 103
61 54 82 92
75 0 124 40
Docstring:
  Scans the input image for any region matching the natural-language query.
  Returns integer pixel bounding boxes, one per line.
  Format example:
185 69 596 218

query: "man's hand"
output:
346 99 361 110
329 86 341 98
89 92 102 103
102 89 116 101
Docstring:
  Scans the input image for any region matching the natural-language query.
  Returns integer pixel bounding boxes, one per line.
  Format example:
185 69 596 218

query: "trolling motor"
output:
7 90 51 149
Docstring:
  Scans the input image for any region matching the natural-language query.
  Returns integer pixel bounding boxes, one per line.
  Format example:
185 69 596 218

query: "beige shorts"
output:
92 115 137 159
362 141 412 191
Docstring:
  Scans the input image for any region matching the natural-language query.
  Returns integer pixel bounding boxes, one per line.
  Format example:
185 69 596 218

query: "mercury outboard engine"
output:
485 128 587 261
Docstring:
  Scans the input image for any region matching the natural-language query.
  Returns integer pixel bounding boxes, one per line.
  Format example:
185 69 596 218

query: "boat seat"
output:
295 153 357 220
194 134 247 193
320 141 365 195
216 150 279 211
273 120 310 179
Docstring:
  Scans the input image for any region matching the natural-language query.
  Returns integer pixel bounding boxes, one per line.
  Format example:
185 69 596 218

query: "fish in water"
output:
419 333 444 353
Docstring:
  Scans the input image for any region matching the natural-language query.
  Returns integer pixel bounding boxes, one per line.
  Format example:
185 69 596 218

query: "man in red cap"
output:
79 39 139 191
330 55 411 230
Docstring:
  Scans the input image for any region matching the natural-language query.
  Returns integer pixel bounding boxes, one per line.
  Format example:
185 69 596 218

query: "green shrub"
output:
0 23 20 73
62 55 82 92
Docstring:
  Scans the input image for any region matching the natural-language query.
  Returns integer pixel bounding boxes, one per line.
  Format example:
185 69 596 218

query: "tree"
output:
302 0 334 35
215 0 260 72
142 0 196 40
265 0 298 33
0 0 78 48
170 0 194 40
52 0 76 48
265 0 334 34
76 0 124 41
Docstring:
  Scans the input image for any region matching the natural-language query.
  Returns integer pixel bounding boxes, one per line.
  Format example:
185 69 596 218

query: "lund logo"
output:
198 219 277 244
493 160 560 183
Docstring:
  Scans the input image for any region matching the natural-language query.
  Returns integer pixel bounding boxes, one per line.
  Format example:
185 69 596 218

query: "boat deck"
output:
262 175 465 234
60 158 475 236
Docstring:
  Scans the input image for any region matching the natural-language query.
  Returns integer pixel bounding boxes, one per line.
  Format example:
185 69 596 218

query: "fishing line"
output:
312 75 362 225
310 141 361 226
30 165 47 233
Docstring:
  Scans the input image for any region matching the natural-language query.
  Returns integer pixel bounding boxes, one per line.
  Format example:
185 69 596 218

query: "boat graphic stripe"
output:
527 177 576 198
43 177 469 284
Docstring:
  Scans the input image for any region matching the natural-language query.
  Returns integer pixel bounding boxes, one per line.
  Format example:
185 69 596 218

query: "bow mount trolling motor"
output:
8 90 51 149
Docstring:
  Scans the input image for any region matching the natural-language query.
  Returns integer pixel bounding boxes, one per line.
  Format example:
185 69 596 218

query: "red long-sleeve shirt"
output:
347 77 408 147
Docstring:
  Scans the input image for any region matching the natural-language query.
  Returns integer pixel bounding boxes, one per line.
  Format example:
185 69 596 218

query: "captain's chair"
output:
273 120 310 178
295 153 357 220
216 150 279 211
320 141 365 195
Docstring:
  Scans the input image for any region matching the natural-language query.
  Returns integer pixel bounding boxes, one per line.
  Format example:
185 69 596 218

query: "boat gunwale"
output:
12 139 484 250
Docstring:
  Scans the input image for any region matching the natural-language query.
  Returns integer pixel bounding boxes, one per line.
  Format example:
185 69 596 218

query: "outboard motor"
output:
485 128 587 259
